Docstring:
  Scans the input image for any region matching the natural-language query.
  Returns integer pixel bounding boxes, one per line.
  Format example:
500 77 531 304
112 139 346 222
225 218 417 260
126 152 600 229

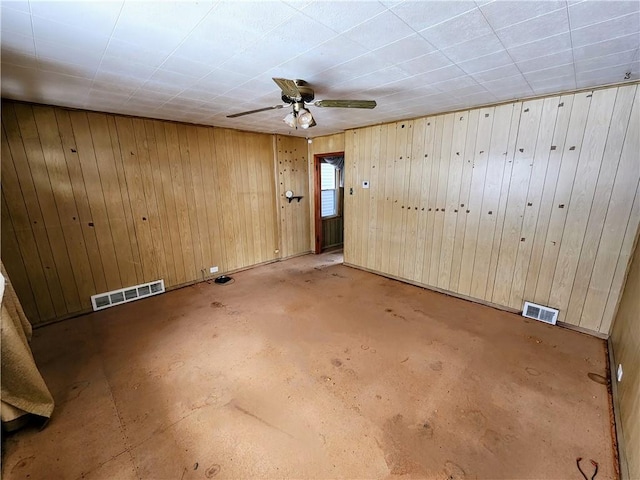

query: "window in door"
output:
320 162 339 218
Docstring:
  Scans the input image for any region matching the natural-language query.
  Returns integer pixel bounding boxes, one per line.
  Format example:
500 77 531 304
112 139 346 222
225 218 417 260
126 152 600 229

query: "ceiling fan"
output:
227 78 377 130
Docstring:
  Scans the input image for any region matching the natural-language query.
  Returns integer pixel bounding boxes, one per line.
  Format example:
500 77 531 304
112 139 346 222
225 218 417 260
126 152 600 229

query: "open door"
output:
314 152 344 254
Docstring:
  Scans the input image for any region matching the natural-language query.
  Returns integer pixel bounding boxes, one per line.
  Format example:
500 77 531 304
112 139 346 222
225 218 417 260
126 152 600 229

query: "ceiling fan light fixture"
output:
298 109 314 129
283 112 296 128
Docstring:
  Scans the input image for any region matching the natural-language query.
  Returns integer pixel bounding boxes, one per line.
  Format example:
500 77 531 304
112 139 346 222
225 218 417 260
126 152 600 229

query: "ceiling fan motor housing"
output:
281 79 315 104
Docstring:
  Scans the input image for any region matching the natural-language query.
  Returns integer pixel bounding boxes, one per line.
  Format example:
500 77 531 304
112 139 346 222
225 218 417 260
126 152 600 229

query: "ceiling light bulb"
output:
283 112 296 128
298 110 314 128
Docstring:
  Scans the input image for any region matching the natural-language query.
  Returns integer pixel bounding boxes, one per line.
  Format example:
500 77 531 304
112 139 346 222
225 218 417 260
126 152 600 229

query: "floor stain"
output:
400 357 409 363
525 367 541 376
443 460 466 479
11 456 35 474
229 400 293 438
66 380 91 401
430 361 443 371
461 409 486 428
588 372 608 385
331 358 343 367
381 414 433 475
210 301 225 308
204 464 221 478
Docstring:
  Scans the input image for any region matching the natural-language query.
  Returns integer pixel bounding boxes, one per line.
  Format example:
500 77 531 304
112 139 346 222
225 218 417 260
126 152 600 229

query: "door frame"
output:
314 151 344 254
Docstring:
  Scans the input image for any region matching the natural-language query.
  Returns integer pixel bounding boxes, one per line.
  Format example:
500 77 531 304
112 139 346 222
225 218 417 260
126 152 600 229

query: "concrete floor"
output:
3 252 616 479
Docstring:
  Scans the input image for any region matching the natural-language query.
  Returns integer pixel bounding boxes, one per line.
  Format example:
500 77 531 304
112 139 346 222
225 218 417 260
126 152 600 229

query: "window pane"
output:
320 163 336 190
321 190 336 217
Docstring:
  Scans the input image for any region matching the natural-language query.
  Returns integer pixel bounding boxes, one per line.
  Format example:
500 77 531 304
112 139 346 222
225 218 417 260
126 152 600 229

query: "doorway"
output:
314 152 344 254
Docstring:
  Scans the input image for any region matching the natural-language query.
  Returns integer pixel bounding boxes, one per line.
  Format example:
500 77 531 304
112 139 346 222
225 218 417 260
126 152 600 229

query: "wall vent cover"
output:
522 301 559 325
91 279 165 311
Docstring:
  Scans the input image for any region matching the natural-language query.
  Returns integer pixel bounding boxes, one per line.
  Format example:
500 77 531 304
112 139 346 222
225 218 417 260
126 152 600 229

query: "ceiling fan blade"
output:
273 78 301 100
314 99 377 109
227 104 284 118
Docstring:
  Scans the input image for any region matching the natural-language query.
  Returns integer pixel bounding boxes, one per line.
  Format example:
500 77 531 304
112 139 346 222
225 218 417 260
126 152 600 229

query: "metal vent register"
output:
91 280 165 311
522 301 559 325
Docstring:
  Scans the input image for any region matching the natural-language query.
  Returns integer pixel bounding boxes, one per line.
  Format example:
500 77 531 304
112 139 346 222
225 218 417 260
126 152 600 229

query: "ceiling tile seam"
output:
210 2 372 77
399 3 479 34
566 1 579 91
574 47 640 68
488 4 568 34
578 60 639 77
170 6 369 104
474 4 537 96
297 3 392 38
26 0 38 64
208 29 420 106
125 2 222 108
86 0 125 102
571 10 640 36
392 7 508 101
299 32 419 79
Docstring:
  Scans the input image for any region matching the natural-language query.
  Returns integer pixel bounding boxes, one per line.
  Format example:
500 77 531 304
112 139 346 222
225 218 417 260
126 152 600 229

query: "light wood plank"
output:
87 112 139 288
535 92 593 308
491 99 543 306
564 86 637 325
549 88 617 318
438 112 468 290
580 89 640 331
450 109 480 292
458 108 494 295
509 96 561 308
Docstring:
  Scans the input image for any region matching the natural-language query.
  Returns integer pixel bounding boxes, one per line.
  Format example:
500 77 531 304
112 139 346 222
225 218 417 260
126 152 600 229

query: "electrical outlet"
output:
617 364 623 382
209 266 218 274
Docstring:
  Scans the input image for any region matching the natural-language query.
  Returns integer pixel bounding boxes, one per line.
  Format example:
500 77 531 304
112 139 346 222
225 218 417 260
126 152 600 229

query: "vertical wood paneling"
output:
509 97 559 308
367 126 381 267
522 94 575 304
275 135 310 259
610 234 640 480
438 112 468 290
491 99 542 306
344 84 640 334
581 88 640 332
1 192 40 322
1 101 282 324
564 86 636 326
471 103 519 300
535 92 592 304
548 89 617 312
449 109 479 292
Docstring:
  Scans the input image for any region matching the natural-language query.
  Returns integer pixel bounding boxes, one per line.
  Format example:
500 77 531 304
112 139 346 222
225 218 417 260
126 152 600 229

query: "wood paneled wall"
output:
611 235 640 480
1 101 311 325
344 84 640 335
275 135 310 259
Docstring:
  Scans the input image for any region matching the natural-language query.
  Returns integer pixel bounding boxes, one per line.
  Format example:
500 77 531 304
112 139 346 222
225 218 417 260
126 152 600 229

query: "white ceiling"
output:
1 1 639 137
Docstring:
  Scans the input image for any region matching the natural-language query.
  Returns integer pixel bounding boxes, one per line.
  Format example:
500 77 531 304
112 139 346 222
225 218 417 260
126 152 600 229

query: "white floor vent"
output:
522 301 559 325
91 279 165 311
